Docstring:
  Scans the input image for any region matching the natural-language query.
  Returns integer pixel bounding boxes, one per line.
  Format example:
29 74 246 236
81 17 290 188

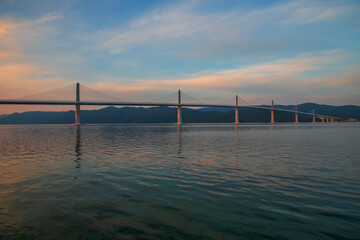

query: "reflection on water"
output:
177 125 182 156
0 123 360 239
74 126 81 175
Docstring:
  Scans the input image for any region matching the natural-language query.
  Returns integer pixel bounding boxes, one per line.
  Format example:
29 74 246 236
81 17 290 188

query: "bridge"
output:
0 83 342 125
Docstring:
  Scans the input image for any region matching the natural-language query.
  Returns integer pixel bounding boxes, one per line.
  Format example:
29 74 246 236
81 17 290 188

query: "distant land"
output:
0 103 359 124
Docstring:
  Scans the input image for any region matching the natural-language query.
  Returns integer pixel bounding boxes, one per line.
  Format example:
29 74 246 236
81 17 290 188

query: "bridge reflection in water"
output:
74 126 82 178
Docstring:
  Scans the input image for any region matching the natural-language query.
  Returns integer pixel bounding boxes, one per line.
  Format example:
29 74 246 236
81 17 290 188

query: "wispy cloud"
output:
0 14 69 100
96 1 216 54
36 12 62 24
95 0 356 55
89 50 357 104
283 1 351 23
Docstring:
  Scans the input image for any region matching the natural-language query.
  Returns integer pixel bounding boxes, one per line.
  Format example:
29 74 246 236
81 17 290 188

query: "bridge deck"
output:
0 100 340 119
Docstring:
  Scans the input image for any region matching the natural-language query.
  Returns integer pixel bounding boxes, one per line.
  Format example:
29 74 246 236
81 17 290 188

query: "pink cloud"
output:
91 51 345 94
0 18 70 114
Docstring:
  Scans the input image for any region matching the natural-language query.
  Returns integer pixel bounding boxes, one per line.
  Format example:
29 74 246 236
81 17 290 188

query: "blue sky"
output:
0 0 359 113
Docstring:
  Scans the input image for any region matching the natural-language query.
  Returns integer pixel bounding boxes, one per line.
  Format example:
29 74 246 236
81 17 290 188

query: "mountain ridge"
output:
0 103 359 124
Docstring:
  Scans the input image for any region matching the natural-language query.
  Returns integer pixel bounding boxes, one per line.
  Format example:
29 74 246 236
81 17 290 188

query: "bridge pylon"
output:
176 90 182 125
75 83 80 126
313 109 316 123
271 100 275 124
235 95 239 125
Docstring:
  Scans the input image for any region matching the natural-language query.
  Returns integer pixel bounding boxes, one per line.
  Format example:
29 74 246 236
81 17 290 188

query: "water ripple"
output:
0 123 359 239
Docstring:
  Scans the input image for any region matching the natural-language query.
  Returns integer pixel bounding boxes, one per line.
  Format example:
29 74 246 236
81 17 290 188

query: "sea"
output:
0 123 359 239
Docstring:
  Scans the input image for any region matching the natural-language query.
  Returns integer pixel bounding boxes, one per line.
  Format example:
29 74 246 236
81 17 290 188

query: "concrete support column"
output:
235 95 239 124
322 118 325 123
75 82 80 126
177 90 182 125
295 105 298 124
271 100 274 124
313 108 316 123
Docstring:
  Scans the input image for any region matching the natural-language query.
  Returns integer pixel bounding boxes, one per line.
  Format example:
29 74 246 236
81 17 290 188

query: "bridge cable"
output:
15 84 76 102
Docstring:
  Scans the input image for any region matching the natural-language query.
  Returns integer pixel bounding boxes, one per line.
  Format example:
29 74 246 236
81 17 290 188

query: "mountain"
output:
0 103 359 124
199 103 360 119
198 107 233 113
273 103 360 119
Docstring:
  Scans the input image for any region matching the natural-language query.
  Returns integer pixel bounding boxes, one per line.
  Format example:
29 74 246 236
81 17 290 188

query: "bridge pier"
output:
271 100 274 124
295 105 298 124
313 109 316 123
176 90 182 125
75 83 80 126
235 95 239 124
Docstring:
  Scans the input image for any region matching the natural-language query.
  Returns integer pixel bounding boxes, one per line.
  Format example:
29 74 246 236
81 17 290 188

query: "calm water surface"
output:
0 123 359 239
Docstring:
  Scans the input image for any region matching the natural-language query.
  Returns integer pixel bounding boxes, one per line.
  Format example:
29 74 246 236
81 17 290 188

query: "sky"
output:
0 0 359 114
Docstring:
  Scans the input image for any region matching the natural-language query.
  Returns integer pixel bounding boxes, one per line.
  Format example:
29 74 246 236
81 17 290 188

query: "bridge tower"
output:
75 83 80 126
271 100 275 124
295 105 298 124
313 108 316 123
235 95 239 125
177 90 182 125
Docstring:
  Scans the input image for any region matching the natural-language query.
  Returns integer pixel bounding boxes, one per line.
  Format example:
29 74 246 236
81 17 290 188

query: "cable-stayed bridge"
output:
0 83 342 125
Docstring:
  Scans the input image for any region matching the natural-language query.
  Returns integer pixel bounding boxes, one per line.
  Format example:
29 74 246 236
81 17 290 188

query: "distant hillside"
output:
273 103 360 119
200 103 360 119
0 103 359 124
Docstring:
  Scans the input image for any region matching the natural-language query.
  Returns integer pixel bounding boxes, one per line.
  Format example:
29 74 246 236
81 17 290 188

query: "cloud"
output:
87 50 358 104
284 1 351 23
0 61 65 99
94 0 356 55
96 1 216 54
0 16 69 100
303 68 360 87
36 12 62 24
0 20 20 36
